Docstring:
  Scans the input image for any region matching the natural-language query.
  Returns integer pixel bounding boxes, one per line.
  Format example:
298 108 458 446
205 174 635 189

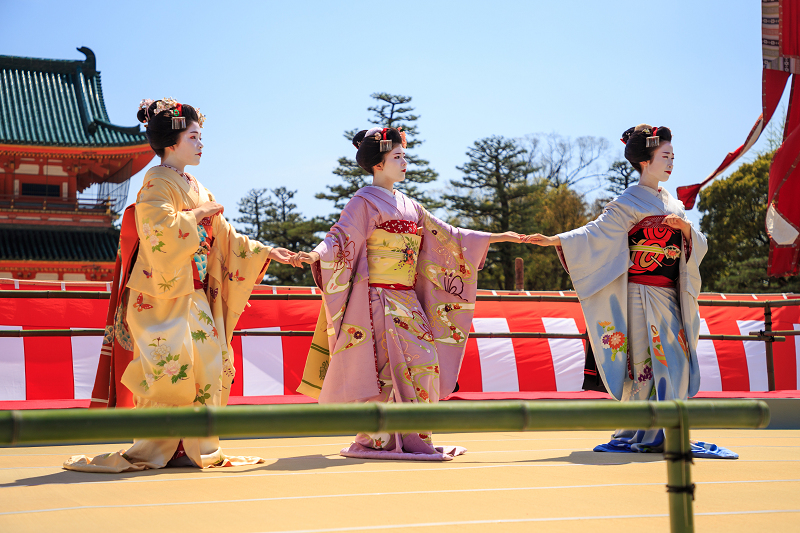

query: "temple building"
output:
0 47 153 281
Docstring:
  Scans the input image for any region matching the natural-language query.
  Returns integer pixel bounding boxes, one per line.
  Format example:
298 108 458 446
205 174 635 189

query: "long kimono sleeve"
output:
556 202 634 300
415 206 492 396
205 208 272 349
308 196 378 403
127 178 200 299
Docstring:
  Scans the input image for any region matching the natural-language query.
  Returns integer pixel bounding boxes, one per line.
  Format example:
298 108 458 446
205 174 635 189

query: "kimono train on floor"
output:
557 184 735 458
298 186 491 460
64 166 271 472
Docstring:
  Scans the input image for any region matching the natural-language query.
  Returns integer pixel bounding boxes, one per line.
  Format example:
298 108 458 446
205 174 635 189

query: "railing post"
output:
664 400 694 533
515 257 524 292
764 302 776 391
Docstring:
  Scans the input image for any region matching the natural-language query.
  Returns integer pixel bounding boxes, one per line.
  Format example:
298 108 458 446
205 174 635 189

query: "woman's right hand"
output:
289 251 319 269
528 234 561 247
193 201 224 223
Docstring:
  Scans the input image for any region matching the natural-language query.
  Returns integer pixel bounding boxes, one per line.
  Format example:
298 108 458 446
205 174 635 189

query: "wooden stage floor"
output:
1 430 798 532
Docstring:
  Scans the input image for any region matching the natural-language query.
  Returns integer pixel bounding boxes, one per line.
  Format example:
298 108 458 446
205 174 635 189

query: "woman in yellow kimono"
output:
65 98 295 472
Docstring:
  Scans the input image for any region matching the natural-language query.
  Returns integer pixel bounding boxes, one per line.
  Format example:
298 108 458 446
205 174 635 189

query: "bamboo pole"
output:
0 399 769 446
664 400 694 533
2 289 799 307
0 329 786 342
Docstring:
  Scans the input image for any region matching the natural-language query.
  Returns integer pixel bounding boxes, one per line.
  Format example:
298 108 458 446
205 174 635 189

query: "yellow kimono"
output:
65 166 271 472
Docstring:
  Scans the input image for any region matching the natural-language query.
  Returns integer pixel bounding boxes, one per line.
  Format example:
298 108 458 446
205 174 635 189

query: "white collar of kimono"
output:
366 184 396 198
635 183 666 197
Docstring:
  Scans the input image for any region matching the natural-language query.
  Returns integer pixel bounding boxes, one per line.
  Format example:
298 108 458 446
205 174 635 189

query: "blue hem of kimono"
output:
593 440 738 459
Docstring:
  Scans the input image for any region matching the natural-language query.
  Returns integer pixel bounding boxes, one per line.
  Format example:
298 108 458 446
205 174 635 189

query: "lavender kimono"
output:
298 186 490 460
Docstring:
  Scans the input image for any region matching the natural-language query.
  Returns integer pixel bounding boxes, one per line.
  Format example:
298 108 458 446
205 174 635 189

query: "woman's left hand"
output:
268 247 295 264
663 214 690 233
489 231 534 244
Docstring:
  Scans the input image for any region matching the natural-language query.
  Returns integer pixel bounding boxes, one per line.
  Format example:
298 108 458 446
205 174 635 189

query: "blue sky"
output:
0 0 783 228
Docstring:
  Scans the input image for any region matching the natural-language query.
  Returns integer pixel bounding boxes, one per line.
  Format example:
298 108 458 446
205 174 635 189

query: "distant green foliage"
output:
698 150 800 293
317 93 440 214
236 187 328 286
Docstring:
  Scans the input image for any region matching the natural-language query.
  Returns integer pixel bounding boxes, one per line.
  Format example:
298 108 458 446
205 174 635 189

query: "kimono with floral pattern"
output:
64 166 271 472
557 184 709 452
298 186 491 460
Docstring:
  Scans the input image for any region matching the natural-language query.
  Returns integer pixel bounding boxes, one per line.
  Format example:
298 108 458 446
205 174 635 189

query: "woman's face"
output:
376 145 408 183
644 141 674 182
167 122 203 166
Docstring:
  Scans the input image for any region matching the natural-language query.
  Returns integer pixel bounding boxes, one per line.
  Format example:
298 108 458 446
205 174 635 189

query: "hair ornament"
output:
138 99 154 124
379 127 392 152
171 103 186 130
148 97 206 129
398 126 407 149
645 135 660 148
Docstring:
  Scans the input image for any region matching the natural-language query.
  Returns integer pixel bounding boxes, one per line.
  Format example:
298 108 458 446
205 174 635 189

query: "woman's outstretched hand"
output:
489 231 537 244
268 247 295 264
528 234 561 247
288 251 320 269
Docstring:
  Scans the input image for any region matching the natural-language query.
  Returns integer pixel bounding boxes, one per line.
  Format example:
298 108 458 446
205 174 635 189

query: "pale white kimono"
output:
557 185 708 452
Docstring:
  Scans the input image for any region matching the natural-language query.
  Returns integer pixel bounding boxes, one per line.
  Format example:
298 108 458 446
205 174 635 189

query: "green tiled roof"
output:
0 226 119 262
0 47 147 148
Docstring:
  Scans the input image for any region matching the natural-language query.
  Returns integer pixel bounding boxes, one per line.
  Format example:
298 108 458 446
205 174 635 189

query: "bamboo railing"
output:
0 399 770 533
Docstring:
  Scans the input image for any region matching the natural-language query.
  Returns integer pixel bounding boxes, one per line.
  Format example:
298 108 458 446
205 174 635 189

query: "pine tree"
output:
317 93 440 213
235 188 270 241
604 159 636 196
236 187 328 286
589 159 637 218
445 136 541 290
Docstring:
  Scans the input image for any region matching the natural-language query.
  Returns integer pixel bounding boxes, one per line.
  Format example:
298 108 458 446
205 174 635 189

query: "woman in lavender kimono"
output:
293 127 530 460
531 124 735 459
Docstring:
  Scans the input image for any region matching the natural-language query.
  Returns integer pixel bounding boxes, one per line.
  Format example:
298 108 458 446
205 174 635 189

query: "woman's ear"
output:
373 161 384 172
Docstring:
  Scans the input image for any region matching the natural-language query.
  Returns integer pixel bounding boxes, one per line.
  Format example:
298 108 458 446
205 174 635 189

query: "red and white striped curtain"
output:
1 281 798 405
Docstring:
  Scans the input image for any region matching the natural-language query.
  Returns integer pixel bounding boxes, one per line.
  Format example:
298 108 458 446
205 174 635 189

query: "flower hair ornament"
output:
398 126 408 149
139 97 206 129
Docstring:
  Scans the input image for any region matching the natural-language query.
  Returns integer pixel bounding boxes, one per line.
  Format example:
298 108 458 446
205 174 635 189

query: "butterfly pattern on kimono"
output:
133 292 153 312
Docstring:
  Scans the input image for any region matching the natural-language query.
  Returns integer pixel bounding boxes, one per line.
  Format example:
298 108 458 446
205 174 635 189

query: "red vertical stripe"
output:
229 336 243 397
702 312 753 391
772 307 799 390
507 314 557 392
24 331 74 400
456 335 483 392
282 337 313 395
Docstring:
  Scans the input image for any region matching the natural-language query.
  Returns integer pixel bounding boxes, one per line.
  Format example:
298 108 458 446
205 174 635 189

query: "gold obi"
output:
366 227 422 289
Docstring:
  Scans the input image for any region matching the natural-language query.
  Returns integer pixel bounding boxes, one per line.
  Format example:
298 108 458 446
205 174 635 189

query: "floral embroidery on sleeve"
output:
141 218 166 253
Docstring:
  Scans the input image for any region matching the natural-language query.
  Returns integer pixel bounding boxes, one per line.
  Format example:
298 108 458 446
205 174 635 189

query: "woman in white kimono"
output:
531 124 735 459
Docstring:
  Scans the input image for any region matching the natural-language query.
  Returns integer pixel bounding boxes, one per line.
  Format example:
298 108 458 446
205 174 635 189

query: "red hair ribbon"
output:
620 137 627 145
652 127 658 137
175 103 182 117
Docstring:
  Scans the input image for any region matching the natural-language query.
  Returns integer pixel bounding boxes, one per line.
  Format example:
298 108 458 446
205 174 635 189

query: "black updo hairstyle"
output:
621 124 672 173
351 127 405 174
136 100 202 158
